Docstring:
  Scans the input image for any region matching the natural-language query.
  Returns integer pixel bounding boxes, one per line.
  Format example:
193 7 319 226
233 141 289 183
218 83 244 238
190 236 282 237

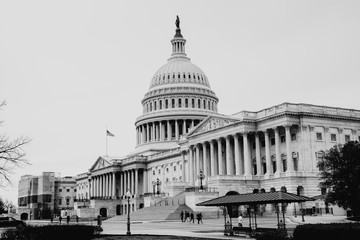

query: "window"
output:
59 199 62 205
321 188 327 195
316 133 323 141
178 99 182 107
159 100 162 110
166 168 169 173
280 135 285 143
172 99 175 108
67 189 70 192
158 169 161 174
59 189 62 192
345 135 350 142
291 133 296 141
174 166 176 171
153 170 155 175
271 138 275 145
185 99 188 108
74 189 77 192
66 198 70 205
331 134 337 141
180 165 182 170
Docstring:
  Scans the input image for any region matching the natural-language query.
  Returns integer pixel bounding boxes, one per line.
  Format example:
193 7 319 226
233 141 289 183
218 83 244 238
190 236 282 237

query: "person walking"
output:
66 215 70 225
76 215 79 223
237 214 243 227
180 210 184 222
97 215 102 227
196 212 203 224
190 212 194 223
185 211 189 222
59 216 62 225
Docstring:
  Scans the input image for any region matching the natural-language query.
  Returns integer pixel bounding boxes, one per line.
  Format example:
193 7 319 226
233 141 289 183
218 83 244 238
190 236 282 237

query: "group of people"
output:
180 210 203 224
51 215 79 224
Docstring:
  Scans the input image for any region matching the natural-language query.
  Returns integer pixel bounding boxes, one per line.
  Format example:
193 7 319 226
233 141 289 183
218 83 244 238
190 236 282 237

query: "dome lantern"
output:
170 15 187 58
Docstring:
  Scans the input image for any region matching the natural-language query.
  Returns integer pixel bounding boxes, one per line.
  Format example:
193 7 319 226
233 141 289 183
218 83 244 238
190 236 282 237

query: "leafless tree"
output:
0 101 31 188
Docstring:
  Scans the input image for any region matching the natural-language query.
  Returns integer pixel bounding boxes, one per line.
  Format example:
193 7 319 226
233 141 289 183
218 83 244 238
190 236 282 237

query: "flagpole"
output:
106 128 108 156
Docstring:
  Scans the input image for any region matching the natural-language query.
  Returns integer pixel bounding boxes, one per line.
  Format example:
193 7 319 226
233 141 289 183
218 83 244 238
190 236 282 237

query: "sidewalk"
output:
288 215 349 224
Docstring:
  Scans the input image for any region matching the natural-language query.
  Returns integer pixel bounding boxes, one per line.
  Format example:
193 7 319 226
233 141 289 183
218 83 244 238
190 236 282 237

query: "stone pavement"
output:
21 215 351 239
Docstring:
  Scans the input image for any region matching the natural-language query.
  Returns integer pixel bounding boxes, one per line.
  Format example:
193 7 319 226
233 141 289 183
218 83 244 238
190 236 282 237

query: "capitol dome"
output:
134 17 219 151
149 57 211 90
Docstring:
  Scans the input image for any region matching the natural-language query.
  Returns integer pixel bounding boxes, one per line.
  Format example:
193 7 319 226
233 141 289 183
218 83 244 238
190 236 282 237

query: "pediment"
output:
90 157 112 171
187 115 239 136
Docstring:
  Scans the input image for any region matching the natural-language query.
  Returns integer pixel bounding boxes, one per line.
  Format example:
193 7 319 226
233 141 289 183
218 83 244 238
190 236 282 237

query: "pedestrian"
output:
50 215 53 223
59 216 62 224
237 214 243 227
190 212 194 223
76 215 79 223
185 211 189 222
196 212 203 224
97 215 102 227
66 215 70 224
180 210 184 222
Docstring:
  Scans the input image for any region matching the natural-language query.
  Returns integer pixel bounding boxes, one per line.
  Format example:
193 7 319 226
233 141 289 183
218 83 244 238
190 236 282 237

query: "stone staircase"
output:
107 204 193 222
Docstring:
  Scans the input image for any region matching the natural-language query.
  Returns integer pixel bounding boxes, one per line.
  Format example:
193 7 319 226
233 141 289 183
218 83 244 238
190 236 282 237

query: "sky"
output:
1 0 360 204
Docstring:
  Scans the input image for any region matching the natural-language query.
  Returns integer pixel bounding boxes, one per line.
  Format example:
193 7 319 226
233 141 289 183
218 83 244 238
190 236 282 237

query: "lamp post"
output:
198 170 205 190
126 190 131 235
156 178 161 195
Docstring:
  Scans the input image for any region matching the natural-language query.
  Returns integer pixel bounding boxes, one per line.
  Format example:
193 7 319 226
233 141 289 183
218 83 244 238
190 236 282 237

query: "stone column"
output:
159 121 163 141
134 169 138 196
189 147 194 185
146 124 150 143
274 127 281 173
234 134 241 175
226 136 233 175
182 151 186 182
143 169 148 194
119 172 123 196
243 132 251 176
183 120 186 135
285 125 294 172
151 123 155 142
168 121 173 140
217 138 224 175
264 130 271 174
202 143 208 181
191 120 194 128
112 172 116 198
175 120 179 140
210 140 216 176
195 145 200 178
255 132 261 175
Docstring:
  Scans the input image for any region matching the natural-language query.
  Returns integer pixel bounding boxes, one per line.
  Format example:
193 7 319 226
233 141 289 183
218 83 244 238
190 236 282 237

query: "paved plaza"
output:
13 215 350 239
99 215 349 239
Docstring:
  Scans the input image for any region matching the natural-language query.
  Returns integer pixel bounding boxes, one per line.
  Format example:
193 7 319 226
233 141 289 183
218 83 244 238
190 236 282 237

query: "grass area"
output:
93 235 223 240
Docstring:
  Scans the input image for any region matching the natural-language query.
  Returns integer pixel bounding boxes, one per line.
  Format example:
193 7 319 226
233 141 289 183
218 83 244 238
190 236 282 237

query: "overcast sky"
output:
1 0 360 204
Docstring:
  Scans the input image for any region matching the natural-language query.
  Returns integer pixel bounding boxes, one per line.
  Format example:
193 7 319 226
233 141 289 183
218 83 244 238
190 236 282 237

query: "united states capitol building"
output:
74 19 359 218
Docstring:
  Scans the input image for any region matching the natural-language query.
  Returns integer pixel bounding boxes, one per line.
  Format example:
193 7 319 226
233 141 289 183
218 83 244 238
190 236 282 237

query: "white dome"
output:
149 57 210 90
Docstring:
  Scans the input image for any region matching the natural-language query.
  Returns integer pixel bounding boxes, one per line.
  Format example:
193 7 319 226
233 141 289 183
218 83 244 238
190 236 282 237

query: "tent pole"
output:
276 204 280 229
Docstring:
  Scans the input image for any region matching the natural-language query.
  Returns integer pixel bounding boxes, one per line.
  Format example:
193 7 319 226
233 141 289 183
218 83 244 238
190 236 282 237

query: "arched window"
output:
159 100 162 110
185 99 188 108
165 99 168 109
150 102 152 111
154 101 157 111
172 99 175 108
198 99 201 108
192 99 195 108
178 99 182 108
203 99 206 109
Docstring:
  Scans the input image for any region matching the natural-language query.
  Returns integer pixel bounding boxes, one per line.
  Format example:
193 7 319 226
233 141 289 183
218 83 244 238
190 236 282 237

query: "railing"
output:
232 102 360 120
185 186 219 192
147 148 181 160
112 155 147 165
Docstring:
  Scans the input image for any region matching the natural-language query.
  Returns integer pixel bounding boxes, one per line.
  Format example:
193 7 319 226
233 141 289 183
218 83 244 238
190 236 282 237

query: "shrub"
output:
254 230 290 240
293 223 360 240
1 225 100 240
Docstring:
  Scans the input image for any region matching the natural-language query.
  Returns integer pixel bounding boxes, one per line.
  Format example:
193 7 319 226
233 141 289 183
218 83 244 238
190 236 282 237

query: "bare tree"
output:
0 101 31 188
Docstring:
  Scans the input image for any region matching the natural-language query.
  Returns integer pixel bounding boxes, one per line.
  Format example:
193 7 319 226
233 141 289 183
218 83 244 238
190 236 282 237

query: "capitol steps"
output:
106 204 193 222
